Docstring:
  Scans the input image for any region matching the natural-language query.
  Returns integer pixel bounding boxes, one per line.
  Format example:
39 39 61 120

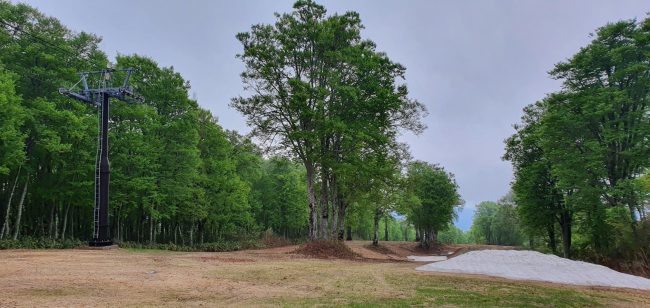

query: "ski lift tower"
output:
59 68 143 246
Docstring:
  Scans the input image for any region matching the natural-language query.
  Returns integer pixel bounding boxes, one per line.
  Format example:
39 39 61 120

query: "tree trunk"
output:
415 228 420 242
337 200 346 240
116 210 121 242
372 209 380 246
330 175 338 239
305 163 318 240
198 221 204 245
149 216 154 244
404 224 408 241
319 168 329 239
346 225 352 241
1 166 21 239
422 229 437 250
61 203 70 240
49 203 55 239
560 212 572 258
54 203 59 240
384 215 389 241
420 229 427 249
13 176 28 240
189 224 194 247
628 203 639 244
70 207 74 240
547 224 557 254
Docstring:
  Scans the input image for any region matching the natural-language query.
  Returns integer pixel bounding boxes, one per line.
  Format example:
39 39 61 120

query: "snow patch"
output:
416 250 650 290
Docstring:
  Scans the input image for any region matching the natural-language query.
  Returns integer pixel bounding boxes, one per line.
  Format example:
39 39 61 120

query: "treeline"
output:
0 2 310 245
1 1 462 248
503 17 650 266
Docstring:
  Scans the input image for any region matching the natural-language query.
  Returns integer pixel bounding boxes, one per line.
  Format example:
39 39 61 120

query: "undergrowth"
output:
0 237 85 249
118 239 264 252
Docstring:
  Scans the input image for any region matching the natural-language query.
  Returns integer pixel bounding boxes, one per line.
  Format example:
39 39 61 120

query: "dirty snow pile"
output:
416 250 650 290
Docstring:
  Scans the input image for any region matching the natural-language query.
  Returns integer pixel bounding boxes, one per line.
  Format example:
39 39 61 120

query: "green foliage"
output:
231 0 426 240
402 161 461 248
118 240 263 252
404 162 460 232
0 0 427 250
0 66 25 175
438 224 470 244
0 237 85 250
252 157 308 238
469 197 524 246
0 1 314 247
505 16 650 262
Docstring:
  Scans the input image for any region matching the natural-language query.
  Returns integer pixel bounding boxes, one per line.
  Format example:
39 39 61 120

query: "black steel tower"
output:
59 68 142 246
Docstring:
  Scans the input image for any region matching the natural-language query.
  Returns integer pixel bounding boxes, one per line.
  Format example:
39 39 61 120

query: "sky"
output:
17 0 650 230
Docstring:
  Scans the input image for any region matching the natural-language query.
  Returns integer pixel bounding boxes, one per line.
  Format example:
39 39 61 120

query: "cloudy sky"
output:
18 0 650 230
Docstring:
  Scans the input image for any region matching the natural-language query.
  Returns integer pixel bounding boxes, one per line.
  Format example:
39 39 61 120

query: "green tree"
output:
545 18 650 247
0 66 26 239
404 161 461 249
232 0 425 240
504 101 570 256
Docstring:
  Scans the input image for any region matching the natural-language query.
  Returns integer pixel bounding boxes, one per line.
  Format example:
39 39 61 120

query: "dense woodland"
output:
0 1 461 250
0 0 649 273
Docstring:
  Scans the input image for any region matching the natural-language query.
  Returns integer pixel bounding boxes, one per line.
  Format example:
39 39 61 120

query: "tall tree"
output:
546 18 650 244
232 0 425 240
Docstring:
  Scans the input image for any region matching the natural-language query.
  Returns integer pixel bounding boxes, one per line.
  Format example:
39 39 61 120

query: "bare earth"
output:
1 241 649 307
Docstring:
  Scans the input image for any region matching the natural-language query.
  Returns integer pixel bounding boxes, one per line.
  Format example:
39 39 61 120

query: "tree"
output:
438 225 469 244
0 66 26 239
252 157 308 238
546 18 650 245
404 161 461 249
232 0 425 240
504 101 571 256
469 198 523 247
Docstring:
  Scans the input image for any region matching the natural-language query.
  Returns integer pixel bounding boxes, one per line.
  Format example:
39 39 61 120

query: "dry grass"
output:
0 243 649 307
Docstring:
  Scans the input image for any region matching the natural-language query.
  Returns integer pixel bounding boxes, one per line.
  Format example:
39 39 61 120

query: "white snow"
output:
407 255 448 262
416 250 650 290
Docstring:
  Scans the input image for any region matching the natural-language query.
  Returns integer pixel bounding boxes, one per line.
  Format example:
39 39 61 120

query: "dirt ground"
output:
346 240 516 261
1 241 649 307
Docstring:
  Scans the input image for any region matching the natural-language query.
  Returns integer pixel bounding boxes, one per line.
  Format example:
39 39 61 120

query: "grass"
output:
1 248 648 307
211 259 647 307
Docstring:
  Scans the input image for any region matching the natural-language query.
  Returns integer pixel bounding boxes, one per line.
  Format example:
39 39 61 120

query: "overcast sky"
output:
17 0 650 230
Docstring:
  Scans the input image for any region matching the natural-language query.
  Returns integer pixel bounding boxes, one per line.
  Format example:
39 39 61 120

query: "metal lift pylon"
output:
59 68 143 246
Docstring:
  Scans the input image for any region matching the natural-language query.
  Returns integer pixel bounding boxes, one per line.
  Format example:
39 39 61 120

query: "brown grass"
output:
0 242 648 306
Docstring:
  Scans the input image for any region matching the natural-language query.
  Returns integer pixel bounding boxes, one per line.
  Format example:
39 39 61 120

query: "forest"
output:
0 1 462 251
0 0 649 276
